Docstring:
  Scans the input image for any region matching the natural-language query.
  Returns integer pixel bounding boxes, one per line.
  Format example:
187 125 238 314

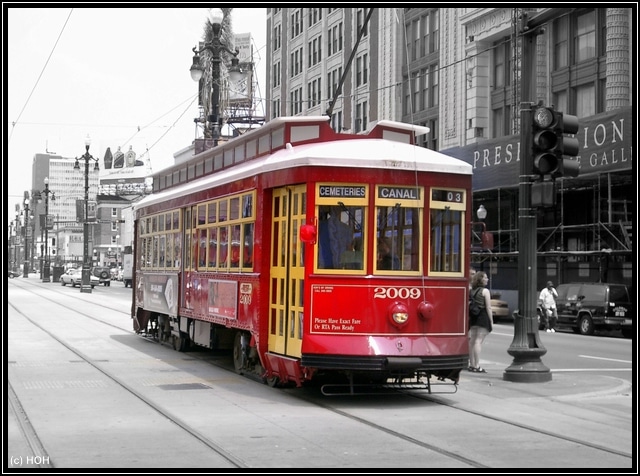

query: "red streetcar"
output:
132 116 473 393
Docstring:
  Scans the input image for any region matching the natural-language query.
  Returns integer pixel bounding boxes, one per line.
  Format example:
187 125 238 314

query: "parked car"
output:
555 282 633 338
91 266 112 286
60 268 99 288
8 270 21 278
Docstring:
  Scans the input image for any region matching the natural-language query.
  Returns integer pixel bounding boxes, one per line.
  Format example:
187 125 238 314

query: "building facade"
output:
25 148 148 272
266 7 634 310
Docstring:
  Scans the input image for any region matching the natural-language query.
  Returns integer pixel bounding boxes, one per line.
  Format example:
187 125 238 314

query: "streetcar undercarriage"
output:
134 309 463 395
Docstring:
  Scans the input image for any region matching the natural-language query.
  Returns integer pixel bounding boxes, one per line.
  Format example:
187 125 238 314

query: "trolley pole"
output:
503 9 569 383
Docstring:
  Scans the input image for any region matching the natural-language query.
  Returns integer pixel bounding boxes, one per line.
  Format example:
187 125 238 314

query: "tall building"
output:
266 8 405 132
27 146 149 270
266 7 633 309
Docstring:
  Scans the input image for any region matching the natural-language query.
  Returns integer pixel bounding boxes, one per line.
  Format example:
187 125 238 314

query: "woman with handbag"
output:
468 271 493 373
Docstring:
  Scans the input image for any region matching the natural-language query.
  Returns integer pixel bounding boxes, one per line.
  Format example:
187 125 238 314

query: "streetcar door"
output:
268 185 306 357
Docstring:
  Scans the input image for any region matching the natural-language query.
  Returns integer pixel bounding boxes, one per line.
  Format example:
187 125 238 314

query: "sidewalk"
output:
443 364 633 458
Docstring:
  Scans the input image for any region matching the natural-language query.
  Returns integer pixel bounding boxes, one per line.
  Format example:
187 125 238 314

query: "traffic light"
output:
531 105 580 179
552 111 580 179
531 105 560 177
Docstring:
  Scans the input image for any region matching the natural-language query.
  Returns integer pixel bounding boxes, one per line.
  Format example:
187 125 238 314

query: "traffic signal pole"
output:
502 10 570 383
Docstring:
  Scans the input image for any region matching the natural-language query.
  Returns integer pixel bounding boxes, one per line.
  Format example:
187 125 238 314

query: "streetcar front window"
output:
375 205 421 272
317 204 365 271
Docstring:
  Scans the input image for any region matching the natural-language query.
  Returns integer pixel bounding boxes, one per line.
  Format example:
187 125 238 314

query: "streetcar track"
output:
7 381 53 469
8 285 247 469
9 281 632 467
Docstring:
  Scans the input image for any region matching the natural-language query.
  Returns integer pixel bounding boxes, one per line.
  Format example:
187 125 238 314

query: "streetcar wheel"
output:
578 315 595 335
233 332 245 375
173 332 188 352
266 375 280 388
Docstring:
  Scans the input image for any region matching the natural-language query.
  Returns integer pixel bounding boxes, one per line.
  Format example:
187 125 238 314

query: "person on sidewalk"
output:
468 271 493 373
539 281 559 332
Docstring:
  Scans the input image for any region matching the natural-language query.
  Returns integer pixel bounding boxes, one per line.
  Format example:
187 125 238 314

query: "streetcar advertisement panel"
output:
141 273 179 316
208 279 238 319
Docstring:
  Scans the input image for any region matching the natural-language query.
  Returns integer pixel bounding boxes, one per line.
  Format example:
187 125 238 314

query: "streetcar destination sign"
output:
377 186 420 199
318 185 366 198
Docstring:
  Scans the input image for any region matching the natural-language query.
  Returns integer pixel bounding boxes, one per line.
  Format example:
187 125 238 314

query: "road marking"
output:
551 368 632 372
579 355 632 364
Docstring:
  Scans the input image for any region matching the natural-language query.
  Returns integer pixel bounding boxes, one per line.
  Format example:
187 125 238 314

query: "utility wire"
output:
8 8 73 145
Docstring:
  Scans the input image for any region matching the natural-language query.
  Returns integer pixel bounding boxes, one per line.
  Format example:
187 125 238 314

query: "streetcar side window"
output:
428 188 466 275
192 191 256 272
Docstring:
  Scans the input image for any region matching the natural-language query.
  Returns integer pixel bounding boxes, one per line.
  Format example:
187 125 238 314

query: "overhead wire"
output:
8 8 74 146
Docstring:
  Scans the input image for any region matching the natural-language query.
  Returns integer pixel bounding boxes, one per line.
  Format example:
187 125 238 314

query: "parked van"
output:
555 282 632 338
122 254 133 288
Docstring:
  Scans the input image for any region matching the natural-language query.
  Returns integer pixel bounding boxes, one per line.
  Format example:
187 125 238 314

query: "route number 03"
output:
373 287 422 300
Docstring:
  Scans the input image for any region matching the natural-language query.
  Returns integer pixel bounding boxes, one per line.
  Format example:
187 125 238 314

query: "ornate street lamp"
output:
40 177 55 282
476 204 487 220
22 197 32 278
190 8 242 147
74 135 99 293
12 210 20 273
9 218 17 273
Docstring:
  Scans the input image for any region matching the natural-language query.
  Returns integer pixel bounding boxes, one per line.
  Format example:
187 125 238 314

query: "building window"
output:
356 9 368 37
272 99 281 119
430 10 439 53
307 78 322 108
328 22 343 56
420 13 429 57
272 61 281 88
308 35 322 68
290 87 303 115
575 83 596 118
430 65 439 107
552 9 606 116
355 100 367 133
490 37 513 138
309 8 322 27
575 10 596 62
413 18 420 61
291 10 303 39
421 68 428 110
273 23 281 51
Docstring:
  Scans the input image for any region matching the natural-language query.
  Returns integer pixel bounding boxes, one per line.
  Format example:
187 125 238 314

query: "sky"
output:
5 6 267 223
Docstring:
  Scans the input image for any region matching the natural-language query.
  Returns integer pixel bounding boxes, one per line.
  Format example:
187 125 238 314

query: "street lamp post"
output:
189 9 242 148
12 211 20 272
74 135 99 293
476 204 487 272
9 219 16 273
22 197 31 278
41 177 55 282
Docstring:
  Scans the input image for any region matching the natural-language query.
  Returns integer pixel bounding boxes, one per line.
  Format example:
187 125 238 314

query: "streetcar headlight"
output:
389 302 410 327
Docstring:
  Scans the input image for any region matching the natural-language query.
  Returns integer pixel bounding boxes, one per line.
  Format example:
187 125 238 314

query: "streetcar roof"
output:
135 137 471 211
